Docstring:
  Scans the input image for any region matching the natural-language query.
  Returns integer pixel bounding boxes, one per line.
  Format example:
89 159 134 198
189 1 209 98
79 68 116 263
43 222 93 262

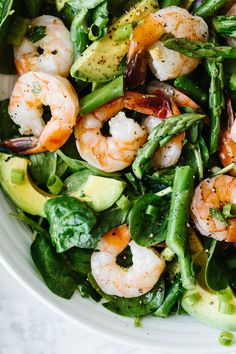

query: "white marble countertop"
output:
0 264 160 354
2 263 236 354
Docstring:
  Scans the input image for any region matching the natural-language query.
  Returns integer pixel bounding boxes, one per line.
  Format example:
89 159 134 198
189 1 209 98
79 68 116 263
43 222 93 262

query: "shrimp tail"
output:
125 51 147 89
1 137 41 154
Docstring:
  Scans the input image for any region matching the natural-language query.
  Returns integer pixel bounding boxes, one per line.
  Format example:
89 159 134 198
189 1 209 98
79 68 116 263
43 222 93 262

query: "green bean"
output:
80 75 124 115
163 37 236 59
132 113 205 179
174 76 208 106
71 9 89 59
153 278 184 317
213 16 236 38
166 166 195 290
193 0 227 19
7 16 30 46
161 0 182 8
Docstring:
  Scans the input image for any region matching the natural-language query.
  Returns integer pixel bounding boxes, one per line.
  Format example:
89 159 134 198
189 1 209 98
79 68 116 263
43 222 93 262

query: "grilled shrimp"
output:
4 72 79 154
126 6 208 87
219 99 236 176
191 175 236 242
74 91 180 172
143 81 202 169
91 225 165 298
14 15 73 77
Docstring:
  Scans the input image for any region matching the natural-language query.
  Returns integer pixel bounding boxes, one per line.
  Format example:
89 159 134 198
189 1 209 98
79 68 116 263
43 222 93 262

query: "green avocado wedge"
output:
70 0 159 82
182 230 236 331
0 154 52 217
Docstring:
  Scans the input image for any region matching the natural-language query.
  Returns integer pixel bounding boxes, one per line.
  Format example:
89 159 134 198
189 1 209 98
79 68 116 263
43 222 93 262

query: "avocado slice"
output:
182 229 236 330
0 154 52 217
71 0 159 82
182 285 236 331
71 175 126 212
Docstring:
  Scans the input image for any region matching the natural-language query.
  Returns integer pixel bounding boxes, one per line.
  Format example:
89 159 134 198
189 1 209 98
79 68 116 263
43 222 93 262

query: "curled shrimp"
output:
126 6 208 88
74 91 179 172
91 225 165 298
4 72 79 154
219 99 236 176
14 15 74 77
191 175 236 242
143 81 202 169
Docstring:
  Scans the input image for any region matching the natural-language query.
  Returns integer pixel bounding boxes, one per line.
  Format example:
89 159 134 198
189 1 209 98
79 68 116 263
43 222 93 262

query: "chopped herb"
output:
32 81 41 95
27 26 46 43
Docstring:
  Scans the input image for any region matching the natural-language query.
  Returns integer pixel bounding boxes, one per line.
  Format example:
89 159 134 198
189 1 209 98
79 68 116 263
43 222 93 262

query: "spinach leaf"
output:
64 170 92 193
116 245 133 268
27 26 46 43
23 0 43 18
91 207 129 242
0 0 13 28
129 194 170 246
71 9 89 58
31 235 80 299
68 0 105 9
78 281 101 302
44 196 97 253
57 150 121 178
0 100 20 140
64 247 92 276
29 152 57 186
205 239 228 291
12 211 49 239
103 279 165 317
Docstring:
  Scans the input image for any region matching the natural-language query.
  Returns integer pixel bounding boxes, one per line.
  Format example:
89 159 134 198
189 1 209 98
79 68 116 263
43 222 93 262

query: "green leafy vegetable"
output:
205 239 228 291
64 170 92 193
0 0 13 28
68 0 105 9
23 0 43 18
129 194 169 246
29 152 57 186
12 211 49 239
0 100 20 140
27 26 47 43
103 280 165 317
70 9 89 58
31 235 80 299
7 16 30 46
44 196 97 252
64 247 92 276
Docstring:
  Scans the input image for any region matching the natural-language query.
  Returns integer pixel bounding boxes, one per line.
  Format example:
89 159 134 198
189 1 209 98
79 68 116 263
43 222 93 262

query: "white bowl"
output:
0 76 234 354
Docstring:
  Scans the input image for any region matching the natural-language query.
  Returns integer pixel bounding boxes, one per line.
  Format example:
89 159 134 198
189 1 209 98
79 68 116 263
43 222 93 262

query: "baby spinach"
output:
23 0 43 18
64 247 92 276
129 194 170 247
0 0 13 28
44 196 97 253
57 150 121 178
64 170 92 193
31 235 80 299
68 0 105 9
29 152 57 186
205 239 228 291
0 100 20 140
103 279 165 317
78 281 102 302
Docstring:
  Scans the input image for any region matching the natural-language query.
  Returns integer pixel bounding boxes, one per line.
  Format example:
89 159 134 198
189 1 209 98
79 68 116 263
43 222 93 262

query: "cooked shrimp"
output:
91 225 165 298
191 175 236 242
226 4 236 47
75 91 184 172
4 71 79 154
14 15 73 77
126 6 208 87
219 99 236 176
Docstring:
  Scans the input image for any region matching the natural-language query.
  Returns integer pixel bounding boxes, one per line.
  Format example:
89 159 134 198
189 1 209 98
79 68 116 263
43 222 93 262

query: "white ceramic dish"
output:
0 76 235 354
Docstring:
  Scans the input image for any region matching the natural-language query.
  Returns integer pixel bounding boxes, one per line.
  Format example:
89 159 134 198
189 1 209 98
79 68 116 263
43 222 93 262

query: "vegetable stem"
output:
132 113 205 179
80 76 124 115
174 76 208 106
166 166 195 290
193 0 227 19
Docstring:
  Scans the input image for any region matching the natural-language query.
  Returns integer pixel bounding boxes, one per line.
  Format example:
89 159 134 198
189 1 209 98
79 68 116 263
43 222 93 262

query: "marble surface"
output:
0 264 158 354
1 263 236 354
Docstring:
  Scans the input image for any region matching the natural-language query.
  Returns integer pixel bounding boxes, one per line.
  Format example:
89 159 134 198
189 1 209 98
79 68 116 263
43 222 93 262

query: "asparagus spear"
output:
166 166 195 290
153 277 184 317
161 0 182 8
132 113 205 179
213 16 236 38
163 37 236 59
193 0 227 19
174 76 208 106
205 32 225 154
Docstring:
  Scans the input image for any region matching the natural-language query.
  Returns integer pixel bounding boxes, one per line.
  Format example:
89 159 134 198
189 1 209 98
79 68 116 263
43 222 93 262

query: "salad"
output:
1 0 236 338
